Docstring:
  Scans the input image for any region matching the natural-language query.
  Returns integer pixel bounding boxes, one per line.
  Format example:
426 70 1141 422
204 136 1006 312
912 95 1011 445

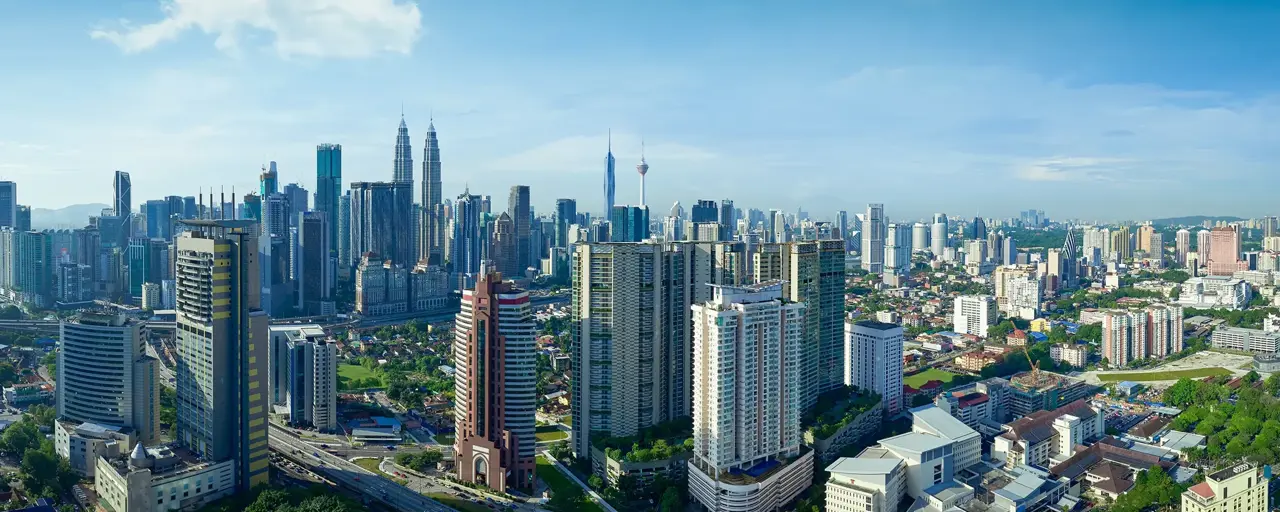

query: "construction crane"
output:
1020 344 1041 384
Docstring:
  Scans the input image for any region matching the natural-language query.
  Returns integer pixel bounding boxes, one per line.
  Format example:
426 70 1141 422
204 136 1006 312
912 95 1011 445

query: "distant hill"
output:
31 203 110 230
1149 215 1245 227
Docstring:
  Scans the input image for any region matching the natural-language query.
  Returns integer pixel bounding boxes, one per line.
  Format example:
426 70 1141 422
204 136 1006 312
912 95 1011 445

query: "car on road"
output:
321 444 329 448
386 445 396 450
313 452 320 457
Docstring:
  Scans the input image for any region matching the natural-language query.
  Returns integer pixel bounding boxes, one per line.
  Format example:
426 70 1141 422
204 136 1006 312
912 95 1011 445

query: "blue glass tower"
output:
316 144 342 256
603 130 615 216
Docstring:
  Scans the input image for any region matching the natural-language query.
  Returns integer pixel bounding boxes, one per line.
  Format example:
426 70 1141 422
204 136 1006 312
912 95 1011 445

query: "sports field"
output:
1096 367 1232 382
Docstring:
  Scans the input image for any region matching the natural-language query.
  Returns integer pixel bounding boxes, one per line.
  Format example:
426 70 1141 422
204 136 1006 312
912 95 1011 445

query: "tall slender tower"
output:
636 141 649 207
421 117 443 264
114 170 132 219
453 270 536 493
603 130 615 216
394 114 414 184
315 144 342 258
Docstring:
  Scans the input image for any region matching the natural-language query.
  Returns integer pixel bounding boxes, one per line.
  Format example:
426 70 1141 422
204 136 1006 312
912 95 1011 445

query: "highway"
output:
268 423 454 512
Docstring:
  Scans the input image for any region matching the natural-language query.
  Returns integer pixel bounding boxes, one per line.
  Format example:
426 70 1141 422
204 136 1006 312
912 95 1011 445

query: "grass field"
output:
338 363 382 386
1097 367 1232 382
904 368 959 388
428 493 491 512
535 425 569 442
434 433 455 445
536 456 604 512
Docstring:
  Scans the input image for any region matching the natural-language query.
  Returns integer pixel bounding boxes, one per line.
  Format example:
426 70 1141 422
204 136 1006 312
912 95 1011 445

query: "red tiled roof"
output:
1190 482 1214 498
1009 330 1027 339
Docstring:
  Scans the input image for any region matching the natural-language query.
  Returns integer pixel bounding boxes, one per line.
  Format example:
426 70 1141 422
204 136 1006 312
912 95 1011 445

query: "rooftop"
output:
855 320 902 331
1128 416 1171 439
1189 481 1214 499
1209 463 1254 482
880 432 951 455
826 456 903 477
912 405 979 441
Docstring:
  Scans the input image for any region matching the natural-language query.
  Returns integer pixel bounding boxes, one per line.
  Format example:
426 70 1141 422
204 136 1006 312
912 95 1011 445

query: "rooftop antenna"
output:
198 187 204 220
221 186 226 220
232 186 236 220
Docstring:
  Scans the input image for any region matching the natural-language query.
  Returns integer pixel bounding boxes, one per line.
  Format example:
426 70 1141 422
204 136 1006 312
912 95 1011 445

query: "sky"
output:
1 0 1279 222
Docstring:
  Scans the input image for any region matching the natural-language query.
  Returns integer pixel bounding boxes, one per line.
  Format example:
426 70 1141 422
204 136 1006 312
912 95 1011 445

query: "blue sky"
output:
1 0 1278 221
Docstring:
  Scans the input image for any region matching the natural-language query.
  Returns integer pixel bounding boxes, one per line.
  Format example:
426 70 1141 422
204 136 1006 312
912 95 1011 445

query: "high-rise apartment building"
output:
0 181 15 229
1137 224 1156 253
861 204 885 272
884 223 910 283
268 325 337 431
453 271 536 493
688 282 814 512
1176 229 1191 267
952 295 997 337
1102 310 1147 367
173 219 269 491
911 222 929 254
315 143 342 256
57 309 160 445
754 240 845 403
845 321 904 415
1146 304 1184 358
994 265 1042 320
931 213 948 258
569 241 747 456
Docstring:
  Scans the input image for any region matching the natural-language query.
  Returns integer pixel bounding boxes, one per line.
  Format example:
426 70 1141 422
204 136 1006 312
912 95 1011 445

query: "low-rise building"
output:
1049 344 1088 368
55 421 135 477
825 456 907 512
1212 327 1280 354
95 444 236 512
955 352 1000 373
1049 437 1175 501
4 382 53 406
1182 463 1268 512
993 400 1103 469
934 391 993 431
1176 276 1251 310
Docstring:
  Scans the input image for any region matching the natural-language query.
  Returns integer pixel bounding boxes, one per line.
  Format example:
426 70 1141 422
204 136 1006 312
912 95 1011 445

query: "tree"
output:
0 306 22 320
0 420 41 456
27 404 55 428
587 474 604 490
245 489 292 512
547 485 586 512
20 448 61 497
658 487 682 512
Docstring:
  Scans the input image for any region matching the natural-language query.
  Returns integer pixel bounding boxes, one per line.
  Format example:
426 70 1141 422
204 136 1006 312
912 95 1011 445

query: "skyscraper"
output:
931 213 948 257
603 131 615 215
144 200 171 240
259 161 278 197
393 115 413 184
969 216 987 240
297 211 332 314
174 219 269 491
508 185 531 271
554 199 576 248
719 199 735 241
845 320 904 415
861 203 885 272
15 206 30 232
0 181 15 228
349 182 415 267
753 240 846 405
268 325 337 431
691 200 719 223
315 143 342 257
421 118 444 265
911 222 928 253
609 205 650 242
569 241 748 457
114 171 132 220
689 282 813 512
453 270 536 493
451 190 484 281
337 191 351 267
1207 226 1247 275
1196 229 1212 268
491 212 518 277
57 309 160 445
884 223 910 283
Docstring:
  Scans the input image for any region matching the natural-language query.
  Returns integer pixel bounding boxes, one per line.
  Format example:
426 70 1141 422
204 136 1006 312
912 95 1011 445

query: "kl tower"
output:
637 141 649 207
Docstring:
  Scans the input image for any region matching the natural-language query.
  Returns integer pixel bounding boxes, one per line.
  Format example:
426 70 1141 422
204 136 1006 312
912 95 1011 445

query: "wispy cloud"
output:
1016 157 1131 182
90 0 423 58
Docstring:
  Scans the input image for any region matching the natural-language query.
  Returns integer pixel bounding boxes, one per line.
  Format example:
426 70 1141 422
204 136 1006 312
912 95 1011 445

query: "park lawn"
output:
536 456 604 512
428 493 491 512
1097 367 1232 382
354 457 385 475
903 368 958 388
434 433 455 445
535 430 569 442
338 363 382 386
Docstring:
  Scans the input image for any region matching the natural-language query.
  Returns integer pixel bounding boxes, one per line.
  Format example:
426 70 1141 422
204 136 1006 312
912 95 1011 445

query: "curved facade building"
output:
57 309 159 445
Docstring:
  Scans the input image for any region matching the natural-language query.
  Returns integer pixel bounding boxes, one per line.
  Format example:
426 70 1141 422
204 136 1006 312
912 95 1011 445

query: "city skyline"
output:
3 1 1280 219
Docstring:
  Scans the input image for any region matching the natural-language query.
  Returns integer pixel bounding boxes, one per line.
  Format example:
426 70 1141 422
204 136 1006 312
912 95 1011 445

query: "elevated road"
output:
268 424 452 512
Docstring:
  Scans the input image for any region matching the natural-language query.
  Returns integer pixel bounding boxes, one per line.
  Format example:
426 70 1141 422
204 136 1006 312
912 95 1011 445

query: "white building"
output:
952 295 997 338
825 456 906 512
992 400 1103 469
57 309 160 446
1182 464 1269 512
1176 276 1251 310
1211 327 1280 354
141 282 162 310
688 282 814 512
911 405 981 471
995 265 1042 320
845 320 904 415
267 324 338 431
95 443 236 512
1050 344 1087 367
862 204 885 273
55 421 135 477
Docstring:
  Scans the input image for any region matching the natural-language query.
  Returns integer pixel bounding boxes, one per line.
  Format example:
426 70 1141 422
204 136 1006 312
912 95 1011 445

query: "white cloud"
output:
1016 157 1130 182
90 0 422 58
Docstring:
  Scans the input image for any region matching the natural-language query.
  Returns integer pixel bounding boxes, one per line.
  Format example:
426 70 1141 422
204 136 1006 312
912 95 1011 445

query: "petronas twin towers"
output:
392 114 445 265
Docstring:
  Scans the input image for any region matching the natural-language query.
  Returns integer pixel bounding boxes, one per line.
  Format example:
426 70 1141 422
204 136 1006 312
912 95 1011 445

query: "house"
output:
1049 437 1176 501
